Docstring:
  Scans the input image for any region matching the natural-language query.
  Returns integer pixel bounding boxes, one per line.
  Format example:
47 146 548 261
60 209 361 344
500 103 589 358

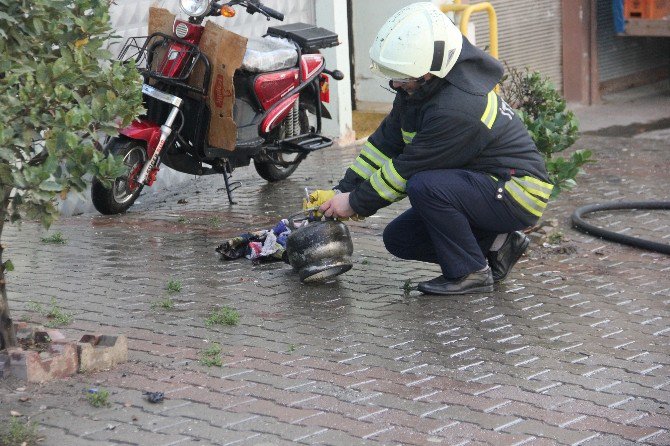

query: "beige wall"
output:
467 0 563 91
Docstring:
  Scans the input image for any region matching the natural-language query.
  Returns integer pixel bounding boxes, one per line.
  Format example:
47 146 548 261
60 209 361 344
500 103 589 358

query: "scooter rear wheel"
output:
91 137 147 215
254 152 304 182
254 107 309 182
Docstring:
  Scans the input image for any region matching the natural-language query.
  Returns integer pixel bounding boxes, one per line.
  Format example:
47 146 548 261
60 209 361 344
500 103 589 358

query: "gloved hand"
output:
303 189 338 211
303 189 365 221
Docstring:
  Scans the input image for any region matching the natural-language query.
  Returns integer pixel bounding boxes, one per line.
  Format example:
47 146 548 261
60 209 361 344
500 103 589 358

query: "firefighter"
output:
307 2 552 295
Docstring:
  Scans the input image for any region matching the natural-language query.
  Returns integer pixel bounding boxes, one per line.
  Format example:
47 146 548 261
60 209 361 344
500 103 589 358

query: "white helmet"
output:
370 2 463 80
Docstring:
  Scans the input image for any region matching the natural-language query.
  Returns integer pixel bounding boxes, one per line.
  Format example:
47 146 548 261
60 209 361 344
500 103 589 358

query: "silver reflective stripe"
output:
381 160 407 192
350 156 376 180
512 176 553 199
370 170 405 202
361 141 390 168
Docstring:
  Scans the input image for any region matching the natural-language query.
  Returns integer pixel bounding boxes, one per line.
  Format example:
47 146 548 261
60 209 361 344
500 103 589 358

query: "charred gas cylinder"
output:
286 220 354 283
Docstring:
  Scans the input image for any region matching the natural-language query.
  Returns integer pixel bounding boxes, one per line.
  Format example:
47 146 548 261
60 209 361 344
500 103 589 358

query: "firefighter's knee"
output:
383 223 403 258
406 171 433 203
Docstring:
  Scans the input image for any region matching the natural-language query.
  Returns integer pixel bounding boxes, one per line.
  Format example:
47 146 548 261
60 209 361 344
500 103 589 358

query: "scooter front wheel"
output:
91 137 147 215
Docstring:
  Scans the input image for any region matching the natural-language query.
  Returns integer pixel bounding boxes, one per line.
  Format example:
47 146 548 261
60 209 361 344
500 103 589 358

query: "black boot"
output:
487 231 530 282
418 267 494 295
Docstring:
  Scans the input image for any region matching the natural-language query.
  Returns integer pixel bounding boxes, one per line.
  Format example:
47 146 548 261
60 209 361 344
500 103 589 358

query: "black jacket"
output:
337 39 550 217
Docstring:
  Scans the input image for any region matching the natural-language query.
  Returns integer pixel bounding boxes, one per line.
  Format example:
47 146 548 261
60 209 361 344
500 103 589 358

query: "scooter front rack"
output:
119 33 211 95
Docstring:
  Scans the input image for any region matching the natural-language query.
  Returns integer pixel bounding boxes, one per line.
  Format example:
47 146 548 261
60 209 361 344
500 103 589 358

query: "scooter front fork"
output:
136 106 180 185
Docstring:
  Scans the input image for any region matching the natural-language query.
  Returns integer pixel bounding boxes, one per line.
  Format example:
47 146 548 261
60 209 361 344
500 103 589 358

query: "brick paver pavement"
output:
1 134 668 445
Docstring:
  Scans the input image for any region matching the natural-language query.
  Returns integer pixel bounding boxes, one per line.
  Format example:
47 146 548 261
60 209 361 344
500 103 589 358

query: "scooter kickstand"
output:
222 162 241 205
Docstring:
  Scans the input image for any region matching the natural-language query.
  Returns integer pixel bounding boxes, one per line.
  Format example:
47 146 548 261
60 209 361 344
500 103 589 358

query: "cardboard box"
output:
625 0 670 19
148 8 247 151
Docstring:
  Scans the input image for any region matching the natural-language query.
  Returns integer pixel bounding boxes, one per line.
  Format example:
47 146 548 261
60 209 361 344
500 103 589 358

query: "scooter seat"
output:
241 36 298 73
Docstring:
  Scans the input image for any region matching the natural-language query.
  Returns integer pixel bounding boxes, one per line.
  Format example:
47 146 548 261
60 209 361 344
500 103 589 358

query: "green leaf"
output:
39 180 63 192
3 260 14 272
35 63 48 84
0 148 16 162
60 45 74 65
65 132 79 150
52 57 69 78
33 17 44 34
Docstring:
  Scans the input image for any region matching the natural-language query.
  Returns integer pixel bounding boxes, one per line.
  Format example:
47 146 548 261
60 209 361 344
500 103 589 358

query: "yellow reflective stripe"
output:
350 156 376 180
488 173 553 216
480 92 493 126
513 183 548 211
480 91 498 129
505 181 547 217
401 129 416 144
370 170 405 202
490 175 554 217
521 175 553 189
515 176 554 198
381 160 407 193
505 187 542 217
512 178 551 200
362 141 390 168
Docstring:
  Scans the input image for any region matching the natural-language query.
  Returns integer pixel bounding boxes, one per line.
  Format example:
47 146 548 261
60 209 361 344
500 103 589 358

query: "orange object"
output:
319 74 330 103
624 0 670 19
220 5 236 17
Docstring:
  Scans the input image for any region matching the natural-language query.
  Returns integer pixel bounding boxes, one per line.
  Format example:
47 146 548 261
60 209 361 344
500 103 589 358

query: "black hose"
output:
571 201 670 255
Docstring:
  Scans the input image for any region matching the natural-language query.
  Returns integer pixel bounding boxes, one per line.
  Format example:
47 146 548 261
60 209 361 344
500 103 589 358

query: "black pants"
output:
383 169 536 279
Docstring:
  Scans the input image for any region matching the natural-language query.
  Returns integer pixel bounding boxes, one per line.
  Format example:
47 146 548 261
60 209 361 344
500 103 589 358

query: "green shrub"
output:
166 280 182 293
40 232 66 244
26 298 72 327
0 0 144 349
0 418 40 446
152 297 175 310
87 388 110 408
45 302 73 327
205 307 240 327
0 0 144 227
501 68 594 197
200 342 222 367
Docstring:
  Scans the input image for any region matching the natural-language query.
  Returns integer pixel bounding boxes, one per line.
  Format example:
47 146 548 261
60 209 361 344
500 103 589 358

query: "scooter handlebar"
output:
221 0 284 21
256 3 284 21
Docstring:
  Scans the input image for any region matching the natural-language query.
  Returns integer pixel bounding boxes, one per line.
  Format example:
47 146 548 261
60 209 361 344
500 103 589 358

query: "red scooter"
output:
92 0 343 214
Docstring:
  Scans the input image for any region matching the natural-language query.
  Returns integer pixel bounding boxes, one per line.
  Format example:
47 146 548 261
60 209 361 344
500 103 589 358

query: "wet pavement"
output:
1 132 669 445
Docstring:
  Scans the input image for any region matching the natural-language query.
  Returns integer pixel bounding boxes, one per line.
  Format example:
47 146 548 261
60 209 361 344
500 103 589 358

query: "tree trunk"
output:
0 187 17 350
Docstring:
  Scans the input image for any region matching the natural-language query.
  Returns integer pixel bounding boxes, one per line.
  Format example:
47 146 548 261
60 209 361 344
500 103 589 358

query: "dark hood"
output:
445 37 503 96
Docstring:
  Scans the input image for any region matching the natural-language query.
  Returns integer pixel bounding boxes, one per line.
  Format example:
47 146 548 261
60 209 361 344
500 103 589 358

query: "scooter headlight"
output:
179 0 211 18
